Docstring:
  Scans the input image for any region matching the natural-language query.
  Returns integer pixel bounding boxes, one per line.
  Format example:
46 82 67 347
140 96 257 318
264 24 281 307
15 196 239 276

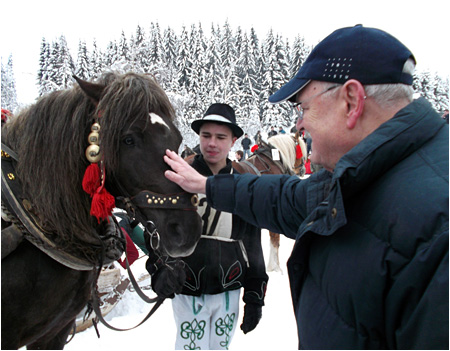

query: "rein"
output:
86 180 199 333
89 255 165 332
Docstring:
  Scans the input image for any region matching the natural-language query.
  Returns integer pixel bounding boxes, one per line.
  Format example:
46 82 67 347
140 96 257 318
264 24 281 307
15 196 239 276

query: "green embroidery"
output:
215 313 236 349
192 296 204 315
225 291 229 311
180 318 206 350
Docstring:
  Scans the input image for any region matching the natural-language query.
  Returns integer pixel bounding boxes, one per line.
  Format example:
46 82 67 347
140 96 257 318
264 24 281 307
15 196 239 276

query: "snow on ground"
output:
65 230 298 350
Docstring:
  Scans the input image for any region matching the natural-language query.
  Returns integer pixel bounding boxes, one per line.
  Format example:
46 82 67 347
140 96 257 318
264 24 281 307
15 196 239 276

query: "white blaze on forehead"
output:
149 113 170 130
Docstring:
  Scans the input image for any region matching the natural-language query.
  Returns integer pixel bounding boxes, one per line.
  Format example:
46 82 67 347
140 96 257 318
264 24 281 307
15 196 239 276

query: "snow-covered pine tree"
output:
37 38 52 96
290 35 310 77
90 39 103 79
58 35 75 89
161 27 179 92
176 26 191 90
1 55 18 112
76 40 90 80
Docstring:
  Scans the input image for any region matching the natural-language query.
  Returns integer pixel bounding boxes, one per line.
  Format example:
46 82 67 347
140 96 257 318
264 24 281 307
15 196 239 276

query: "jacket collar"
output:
298 98 444 238
333 97 444 198
192 154 233 176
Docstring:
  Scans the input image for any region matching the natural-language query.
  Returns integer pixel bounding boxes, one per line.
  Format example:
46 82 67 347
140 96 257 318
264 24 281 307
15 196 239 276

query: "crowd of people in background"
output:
181 124 325 176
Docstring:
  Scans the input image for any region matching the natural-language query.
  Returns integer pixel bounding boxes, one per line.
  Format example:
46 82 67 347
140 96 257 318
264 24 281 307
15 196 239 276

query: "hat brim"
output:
269 79 311 103
191 115 244 138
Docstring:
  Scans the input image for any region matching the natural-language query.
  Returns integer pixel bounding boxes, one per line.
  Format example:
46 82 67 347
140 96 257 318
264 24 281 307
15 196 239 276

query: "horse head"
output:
75 73 202 258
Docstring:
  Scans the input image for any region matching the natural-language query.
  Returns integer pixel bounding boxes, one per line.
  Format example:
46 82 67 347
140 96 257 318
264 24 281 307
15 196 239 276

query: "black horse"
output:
1 72 202 349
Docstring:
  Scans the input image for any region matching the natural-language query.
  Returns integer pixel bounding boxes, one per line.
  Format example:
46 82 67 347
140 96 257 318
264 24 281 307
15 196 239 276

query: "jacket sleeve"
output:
232 216 268 306
206 173 308 239
385 229 449 349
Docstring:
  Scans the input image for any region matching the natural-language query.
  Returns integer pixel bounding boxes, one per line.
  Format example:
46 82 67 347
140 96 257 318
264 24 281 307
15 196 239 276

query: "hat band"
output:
202 115 234 123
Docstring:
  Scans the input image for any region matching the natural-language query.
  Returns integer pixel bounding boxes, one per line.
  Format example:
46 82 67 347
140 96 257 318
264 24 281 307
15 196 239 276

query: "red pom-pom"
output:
82 163 101 196
251 144 259 153
90 187 115 222
296 144 303 159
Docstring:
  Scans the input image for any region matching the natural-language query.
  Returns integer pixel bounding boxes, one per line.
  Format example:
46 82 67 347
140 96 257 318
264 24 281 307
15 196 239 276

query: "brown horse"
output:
233 133 306 273
1 72 202 349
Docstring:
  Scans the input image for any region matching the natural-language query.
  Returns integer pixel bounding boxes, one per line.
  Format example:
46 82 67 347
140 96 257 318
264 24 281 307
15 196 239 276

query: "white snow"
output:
65 229 298 350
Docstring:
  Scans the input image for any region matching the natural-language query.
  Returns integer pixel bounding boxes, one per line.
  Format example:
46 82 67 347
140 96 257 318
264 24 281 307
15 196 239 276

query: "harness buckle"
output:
146 221 160 251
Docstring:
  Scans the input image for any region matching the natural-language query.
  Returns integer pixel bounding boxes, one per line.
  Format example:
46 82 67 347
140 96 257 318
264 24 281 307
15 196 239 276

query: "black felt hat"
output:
191 103 244 138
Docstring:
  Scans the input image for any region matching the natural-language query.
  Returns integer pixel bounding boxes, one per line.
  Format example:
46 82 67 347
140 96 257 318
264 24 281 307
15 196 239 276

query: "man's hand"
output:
149 259 186 299
164 149 207 194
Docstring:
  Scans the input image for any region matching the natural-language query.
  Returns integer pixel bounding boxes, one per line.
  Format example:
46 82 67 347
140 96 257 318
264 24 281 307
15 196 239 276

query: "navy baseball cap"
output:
269 25 416 103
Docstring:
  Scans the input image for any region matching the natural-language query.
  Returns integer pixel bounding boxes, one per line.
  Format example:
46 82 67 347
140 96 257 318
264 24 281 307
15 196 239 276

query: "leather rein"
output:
87 178 199 332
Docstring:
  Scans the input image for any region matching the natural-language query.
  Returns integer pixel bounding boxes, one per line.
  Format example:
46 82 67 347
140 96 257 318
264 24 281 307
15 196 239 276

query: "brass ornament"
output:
191 194 199 206
88 132 99 145
91 123 101 132
85 144 102 163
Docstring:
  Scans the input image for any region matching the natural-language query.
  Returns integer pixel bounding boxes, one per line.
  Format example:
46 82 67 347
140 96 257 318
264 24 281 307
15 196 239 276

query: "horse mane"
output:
267 134 296 170
1 72 176 248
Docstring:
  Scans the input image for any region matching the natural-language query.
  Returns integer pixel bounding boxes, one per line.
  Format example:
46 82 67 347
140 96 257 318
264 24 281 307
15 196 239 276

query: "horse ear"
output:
73 75 105 106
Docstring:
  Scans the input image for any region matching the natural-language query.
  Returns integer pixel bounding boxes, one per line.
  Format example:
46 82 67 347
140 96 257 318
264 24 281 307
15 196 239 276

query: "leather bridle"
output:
114 182 199 252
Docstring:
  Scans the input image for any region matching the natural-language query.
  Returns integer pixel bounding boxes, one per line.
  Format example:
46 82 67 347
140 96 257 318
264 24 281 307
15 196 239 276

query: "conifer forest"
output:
2 21 449 148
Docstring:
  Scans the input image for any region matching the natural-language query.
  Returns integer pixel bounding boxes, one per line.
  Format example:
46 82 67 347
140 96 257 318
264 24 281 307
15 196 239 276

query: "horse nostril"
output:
167 222 184 243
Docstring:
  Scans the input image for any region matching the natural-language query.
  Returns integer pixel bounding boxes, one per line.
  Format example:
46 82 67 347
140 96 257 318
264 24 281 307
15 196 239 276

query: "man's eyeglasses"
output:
291 85 340 121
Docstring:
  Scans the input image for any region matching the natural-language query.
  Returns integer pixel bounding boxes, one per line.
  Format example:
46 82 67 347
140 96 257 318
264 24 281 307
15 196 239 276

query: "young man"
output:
153 103 268 350
163 25 448 349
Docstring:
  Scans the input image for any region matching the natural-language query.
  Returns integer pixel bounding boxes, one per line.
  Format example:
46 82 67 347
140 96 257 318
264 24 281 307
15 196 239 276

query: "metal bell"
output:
88 131 99 145
91 123 101 132
85 144 102 163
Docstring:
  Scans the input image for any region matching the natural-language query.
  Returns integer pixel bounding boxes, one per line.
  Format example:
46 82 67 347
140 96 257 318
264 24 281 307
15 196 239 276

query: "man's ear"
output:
342 79 366 129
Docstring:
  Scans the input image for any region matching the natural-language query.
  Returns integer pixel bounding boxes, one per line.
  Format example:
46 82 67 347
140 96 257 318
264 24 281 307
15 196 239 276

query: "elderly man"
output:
163 25 448 349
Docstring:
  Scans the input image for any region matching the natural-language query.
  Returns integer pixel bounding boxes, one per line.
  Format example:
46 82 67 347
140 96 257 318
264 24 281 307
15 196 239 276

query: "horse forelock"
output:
268 134 296 170
97 72 178 171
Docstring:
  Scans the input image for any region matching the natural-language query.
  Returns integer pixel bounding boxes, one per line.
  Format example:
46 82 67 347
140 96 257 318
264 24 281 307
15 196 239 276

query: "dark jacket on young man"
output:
205 98 449 349
181 154 268 306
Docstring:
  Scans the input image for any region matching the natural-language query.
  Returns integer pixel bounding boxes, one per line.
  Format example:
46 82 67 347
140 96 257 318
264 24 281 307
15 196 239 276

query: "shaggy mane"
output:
1 72 175 250
267 134 297 170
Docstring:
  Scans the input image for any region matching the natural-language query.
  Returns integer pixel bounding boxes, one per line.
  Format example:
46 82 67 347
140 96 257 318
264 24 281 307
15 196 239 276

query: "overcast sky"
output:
1 0 449 105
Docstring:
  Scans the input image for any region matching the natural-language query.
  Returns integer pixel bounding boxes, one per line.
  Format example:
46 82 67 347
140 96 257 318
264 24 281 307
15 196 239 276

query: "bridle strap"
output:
130 190 199 211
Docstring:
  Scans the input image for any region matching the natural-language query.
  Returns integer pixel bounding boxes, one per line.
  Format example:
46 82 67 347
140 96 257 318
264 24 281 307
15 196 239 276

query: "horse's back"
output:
1 240 95 349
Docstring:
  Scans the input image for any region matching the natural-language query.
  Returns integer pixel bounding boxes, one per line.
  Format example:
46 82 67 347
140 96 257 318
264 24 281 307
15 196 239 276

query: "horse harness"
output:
239 141 295 176
1 143 124 270
1 142 199 333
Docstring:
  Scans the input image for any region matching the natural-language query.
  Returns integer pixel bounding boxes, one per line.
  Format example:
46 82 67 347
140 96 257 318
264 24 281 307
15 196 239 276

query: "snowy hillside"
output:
65 229 298 350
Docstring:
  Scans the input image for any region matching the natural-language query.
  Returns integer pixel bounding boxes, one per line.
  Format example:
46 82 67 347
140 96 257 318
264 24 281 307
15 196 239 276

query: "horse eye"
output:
123 136 134 146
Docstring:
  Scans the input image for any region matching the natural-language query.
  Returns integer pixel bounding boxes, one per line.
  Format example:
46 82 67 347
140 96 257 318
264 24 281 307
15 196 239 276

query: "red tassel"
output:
296 144 303 159
90 187 115 223
82 163 101 196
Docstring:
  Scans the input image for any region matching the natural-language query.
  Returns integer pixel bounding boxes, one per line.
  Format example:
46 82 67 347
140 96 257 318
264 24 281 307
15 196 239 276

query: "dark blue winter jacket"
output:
205 98 449 349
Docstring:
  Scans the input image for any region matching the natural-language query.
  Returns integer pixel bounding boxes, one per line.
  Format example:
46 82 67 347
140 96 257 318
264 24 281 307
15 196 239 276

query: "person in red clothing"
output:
304 156 312 174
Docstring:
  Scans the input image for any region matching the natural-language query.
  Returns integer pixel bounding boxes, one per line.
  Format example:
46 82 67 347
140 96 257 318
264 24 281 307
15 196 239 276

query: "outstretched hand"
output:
164 150 207 194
